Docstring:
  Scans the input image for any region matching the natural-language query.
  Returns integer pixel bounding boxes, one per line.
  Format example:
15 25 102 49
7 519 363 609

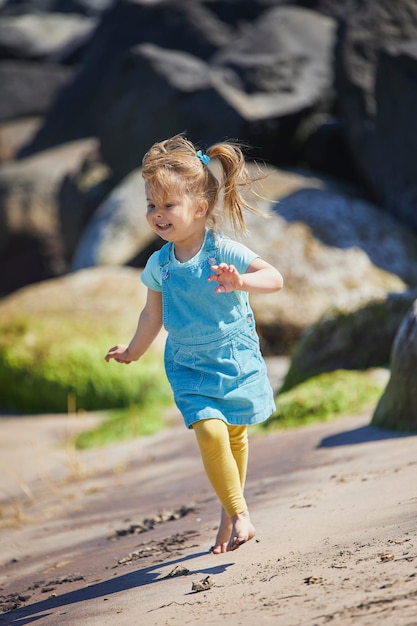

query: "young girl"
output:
105 135 283 553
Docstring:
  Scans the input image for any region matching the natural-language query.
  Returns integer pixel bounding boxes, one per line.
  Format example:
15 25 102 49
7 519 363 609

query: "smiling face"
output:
145 180 208 251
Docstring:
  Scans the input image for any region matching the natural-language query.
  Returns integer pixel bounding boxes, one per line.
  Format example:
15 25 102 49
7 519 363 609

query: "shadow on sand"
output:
319 424 415 448
1 551 233 625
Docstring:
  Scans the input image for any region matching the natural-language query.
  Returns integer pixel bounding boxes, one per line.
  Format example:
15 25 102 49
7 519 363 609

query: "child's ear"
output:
196 200 208 217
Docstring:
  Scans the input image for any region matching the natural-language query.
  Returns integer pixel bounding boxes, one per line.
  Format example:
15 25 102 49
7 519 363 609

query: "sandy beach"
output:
1 367 417 625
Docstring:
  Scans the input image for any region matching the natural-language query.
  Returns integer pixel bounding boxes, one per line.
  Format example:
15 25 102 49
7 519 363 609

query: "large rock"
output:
334 0 417 231
281 289 417 391
365 42 417 230
0 138 98 295
372 299 417 431
0 60 72 122
241 180 416 352
70 168 156 270
18 3 336 176
95 6 336 177
248 215 407 353
0 12 96 61
18 0 233 156
212 7 335 114
58 148 113 263
94 43 242 180
0 264 161 347
272 188 417 286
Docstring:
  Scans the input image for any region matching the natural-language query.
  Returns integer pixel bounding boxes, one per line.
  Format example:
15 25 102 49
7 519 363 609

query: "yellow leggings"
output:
193 418 248 517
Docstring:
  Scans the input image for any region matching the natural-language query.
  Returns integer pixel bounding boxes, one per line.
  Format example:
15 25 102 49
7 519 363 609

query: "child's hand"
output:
104 344 134 364
208 263 244 293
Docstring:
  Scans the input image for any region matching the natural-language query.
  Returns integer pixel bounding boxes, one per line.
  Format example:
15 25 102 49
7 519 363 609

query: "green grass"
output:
0 271 174 445
262 369 387 431
0 336 170 414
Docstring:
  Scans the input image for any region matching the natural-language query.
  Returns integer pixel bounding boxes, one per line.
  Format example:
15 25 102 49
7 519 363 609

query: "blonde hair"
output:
141 134 265 236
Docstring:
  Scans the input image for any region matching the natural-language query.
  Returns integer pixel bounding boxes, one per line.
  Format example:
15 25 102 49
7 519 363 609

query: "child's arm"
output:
105 289 163 364
208 257 283 294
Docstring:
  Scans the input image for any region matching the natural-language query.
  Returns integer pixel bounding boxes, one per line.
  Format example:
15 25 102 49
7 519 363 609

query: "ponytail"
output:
206 142 266 236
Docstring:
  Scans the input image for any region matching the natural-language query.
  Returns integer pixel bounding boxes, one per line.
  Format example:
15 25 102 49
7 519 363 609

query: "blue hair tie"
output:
196 150 211 166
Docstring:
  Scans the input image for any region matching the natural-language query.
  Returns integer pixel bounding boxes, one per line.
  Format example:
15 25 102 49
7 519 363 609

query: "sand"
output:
1 369 417 625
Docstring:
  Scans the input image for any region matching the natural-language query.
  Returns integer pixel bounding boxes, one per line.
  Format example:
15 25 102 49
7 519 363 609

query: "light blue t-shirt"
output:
141 230 258 293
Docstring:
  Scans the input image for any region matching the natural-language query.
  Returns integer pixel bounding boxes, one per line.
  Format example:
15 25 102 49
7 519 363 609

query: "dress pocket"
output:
232 331 265 386
165 346 205 391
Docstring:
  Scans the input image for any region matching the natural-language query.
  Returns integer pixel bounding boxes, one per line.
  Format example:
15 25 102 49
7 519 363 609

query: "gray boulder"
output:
281 289 417 392
212 6 335 111
372 298 417 431
18 0 233 156
95 5 336 177
19 3 337 177
247 219 407 353
335 0 417 231
94 44 242 180
0 60 72 122
58 147 113 263
0 138 98 295
0 12 96 61
273 188 417 286
70 169 156 270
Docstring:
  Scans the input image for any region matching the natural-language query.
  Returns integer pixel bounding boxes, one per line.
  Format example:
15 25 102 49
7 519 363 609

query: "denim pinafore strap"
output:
158 228 218 282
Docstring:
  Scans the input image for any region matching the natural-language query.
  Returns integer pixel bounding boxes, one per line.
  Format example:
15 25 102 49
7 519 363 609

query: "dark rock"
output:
0 60 72 122
0 138 97 295
17 0 232 156
0 0 115 17
0 232 65 297
372 298 417 431
58 149 113 263
94 44 241 180
334 0 417 231
211 5 337 164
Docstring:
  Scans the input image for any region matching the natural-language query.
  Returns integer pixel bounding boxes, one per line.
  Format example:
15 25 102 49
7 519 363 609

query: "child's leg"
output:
211 424 249 552
212 424 250 552
228 423 248 487
193 419 255 552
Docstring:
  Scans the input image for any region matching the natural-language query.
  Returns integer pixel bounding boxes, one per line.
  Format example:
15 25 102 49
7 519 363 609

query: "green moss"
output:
262 369 386 431
0 322 170 414
0 270 174 449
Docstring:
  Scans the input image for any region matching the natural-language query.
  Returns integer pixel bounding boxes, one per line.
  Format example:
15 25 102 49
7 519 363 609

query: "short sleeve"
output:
218 235 259 273
141 250 162 292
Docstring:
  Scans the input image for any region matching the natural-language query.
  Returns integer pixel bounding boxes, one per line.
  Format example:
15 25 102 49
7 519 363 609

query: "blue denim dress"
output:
156 229 275 429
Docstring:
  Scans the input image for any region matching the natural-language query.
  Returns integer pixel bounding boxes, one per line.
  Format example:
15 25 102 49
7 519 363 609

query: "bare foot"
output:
227 509 255 552
210 508 232 554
